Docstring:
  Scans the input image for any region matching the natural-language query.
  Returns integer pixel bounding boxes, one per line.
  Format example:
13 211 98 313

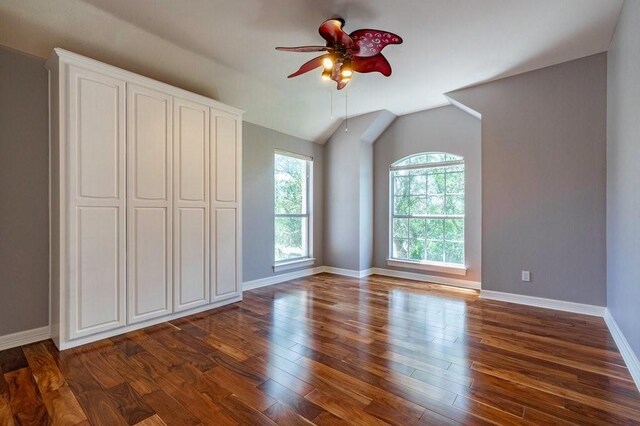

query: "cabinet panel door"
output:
127 84 173 323
130 208 169 321
177 104 207 202
212 208 239 301
73 207 125 337
212 110 239 203
67 66 126 339
175 208 208 308
174 97 210 311
130 86 171 201
75 73 121 199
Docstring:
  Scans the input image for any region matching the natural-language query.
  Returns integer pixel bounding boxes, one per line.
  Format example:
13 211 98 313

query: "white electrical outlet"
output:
522 271 531 282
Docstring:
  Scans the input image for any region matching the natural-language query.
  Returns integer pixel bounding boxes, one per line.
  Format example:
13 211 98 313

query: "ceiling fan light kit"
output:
276 18 402 90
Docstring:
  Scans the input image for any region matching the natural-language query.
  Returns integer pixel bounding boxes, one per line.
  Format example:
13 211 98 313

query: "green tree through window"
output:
274 152 312 262
390 153 465 265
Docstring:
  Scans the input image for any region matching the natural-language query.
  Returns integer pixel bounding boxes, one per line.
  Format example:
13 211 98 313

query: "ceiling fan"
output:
276 18 403 90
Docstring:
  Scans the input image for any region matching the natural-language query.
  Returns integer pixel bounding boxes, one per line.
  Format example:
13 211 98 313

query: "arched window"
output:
389 152 465 266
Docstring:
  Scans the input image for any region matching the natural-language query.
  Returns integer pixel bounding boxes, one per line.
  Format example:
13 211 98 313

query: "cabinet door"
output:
212 208 239 301
67 65 126 338
127 84 173 323
173 97 210 311
210 109 241 301
211 110 239 203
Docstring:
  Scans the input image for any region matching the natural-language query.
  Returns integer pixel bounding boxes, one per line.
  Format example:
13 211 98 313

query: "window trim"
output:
389 159 464 172
388 153 466 273
273 150 313 269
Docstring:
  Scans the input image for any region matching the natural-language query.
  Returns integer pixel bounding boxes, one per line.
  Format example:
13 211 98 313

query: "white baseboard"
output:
0 326 51 351
244 265 481 291
370 267 481 290
242 266 325 291
323 267 372 278
604 309 640 391
480 290 606 317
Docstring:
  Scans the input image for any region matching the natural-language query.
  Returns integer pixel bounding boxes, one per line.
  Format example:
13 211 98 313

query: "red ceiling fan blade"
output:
352 54 392 76
276 46 331 53
349 29 403 57
287 54 328 78
319 18 354 49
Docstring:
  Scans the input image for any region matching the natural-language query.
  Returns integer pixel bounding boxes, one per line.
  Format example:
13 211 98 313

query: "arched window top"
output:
391 152 463 169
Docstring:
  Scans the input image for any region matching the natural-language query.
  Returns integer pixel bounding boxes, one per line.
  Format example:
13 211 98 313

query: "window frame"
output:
273 150 314 271
388 153 467 275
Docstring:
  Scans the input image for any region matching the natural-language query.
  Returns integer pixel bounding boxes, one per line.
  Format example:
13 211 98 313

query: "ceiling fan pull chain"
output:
345 87 349 133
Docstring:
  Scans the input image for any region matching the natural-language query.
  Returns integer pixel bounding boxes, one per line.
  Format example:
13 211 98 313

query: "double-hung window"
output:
389 152 465 269
274 151 313 270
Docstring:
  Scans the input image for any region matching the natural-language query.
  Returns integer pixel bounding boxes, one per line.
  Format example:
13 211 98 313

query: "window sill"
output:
386 259 468 276
273 258 316 273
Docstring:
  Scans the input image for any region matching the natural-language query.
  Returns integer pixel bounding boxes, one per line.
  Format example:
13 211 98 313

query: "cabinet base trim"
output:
55 295 242 350
0 326 51 351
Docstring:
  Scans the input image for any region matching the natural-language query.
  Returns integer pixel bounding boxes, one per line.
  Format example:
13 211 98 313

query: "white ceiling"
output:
0 0 623 142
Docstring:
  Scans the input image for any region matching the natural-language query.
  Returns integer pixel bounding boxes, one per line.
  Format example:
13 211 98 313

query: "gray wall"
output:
323 112 380 271
0 46 49 335
323 110 397 271
359 141 374 270
607 0 640 356
373 105 482 283
449 53 607 305
242 122 324 282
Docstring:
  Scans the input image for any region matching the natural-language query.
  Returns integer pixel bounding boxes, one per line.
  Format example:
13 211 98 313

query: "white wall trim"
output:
320 266 480 289
273 258 316 273
371 267 480 290
480 290 606 317
323 267 372 278
444 95 482 119
386 259 468 276
245 266 481 292
0 326 51 351
604 309 640 391
243 266 325 291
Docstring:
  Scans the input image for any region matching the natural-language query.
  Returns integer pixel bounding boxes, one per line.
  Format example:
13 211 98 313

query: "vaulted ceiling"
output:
0 0 623 142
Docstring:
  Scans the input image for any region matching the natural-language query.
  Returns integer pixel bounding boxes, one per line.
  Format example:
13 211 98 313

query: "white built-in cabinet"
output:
47 49 243 350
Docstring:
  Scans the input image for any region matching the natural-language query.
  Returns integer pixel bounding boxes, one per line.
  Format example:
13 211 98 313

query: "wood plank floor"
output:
1 273 639 425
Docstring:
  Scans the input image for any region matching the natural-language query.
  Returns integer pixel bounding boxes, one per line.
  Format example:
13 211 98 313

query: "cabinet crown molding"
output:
46 47 244 117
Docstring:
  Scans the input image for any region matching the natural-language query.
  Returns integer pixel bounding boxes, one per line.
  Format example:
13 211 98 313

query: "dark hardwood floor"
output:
1 273 639 425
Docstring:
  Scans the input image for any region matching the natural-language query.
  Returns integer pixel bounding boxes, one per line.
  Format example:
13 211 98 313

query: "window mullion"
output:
443 169 447 263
